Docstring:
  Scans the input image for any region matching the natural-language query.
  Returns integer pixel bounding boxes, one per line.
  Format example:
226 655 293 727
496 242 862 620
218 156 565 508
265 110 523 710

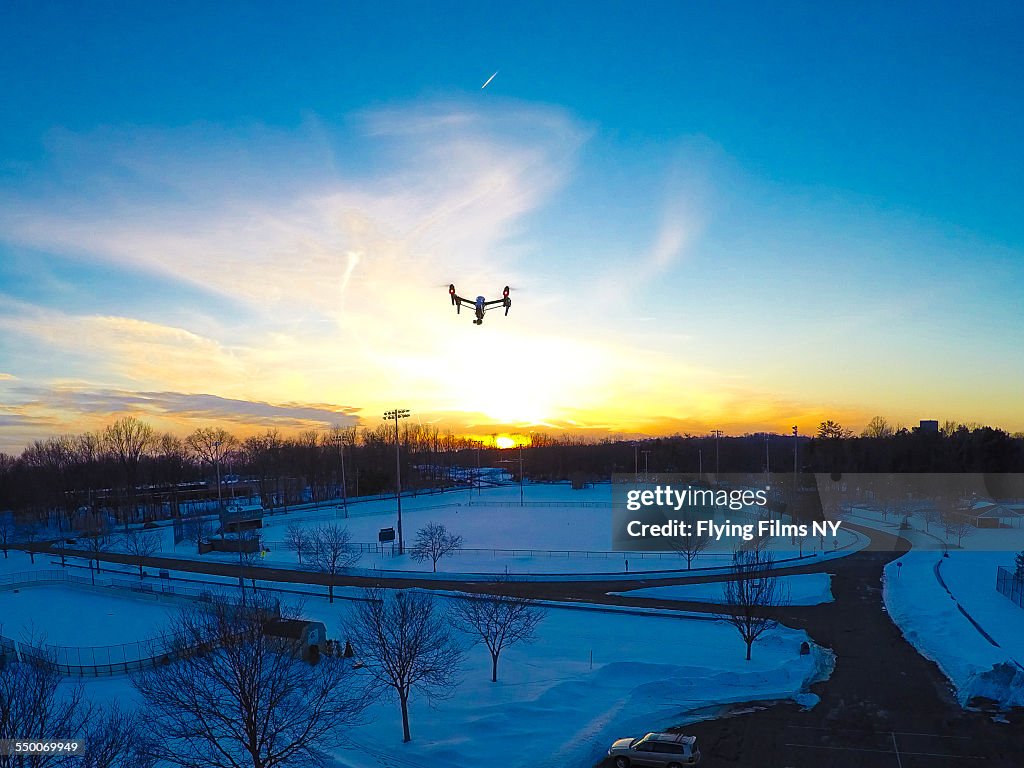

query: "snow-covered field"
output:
145 482 863 576
0 544 832 767
291 595 831 768
849 508 1024 708
611 573 834 606
0 584 175 646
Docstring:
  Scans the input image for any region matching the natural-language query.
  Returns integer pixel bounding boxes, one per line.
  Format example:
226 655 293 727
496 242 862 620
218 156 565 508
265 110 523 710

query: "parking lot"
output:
780 724 985 767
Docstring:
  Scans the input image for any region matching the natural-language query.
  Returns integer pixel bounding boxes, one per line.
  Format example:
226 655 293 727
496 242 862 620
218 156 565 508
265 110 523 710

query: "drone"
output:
448 284 511 325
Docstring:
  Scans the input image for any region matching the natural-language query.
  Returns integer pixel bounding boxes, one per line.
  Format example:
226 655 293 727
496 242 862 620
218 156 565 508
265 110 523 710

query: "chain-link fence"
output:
996 566 1023 609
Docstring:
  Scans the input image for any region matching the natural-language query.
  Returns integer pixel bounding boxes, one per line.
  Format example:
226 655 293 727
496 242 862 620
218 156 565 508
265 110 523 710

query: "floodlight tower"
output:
710 429 723 477
792 425 799 483
213 440 223 512
519 439 524 507
331 429 348 516
384 409 410 554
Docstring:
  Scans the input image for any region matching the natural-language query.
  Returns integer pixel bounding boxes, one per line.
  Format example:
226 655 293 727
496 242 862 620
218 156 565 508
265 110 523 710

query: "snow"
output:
610 573 834 606
0 584 176 646
296 594 832 768
0 547 832 767
849 507 1024 708
159 482 865 577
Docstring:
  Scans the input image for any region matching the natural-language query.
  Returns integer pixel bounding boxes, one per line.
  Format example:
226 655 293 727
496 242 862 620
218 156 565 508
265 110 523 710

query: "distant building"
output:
919 420 939 433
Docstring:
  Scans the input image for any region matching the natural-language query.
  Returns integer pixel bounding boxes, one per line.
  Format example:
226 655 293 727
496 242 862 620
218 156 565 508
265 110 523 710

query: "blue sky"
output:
1 2 1022 449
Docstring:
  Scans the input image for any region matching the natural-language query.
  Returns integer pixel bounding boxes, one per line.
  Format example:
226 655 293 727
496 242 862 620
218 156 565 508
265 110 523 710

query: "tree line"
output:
2 415 1022 528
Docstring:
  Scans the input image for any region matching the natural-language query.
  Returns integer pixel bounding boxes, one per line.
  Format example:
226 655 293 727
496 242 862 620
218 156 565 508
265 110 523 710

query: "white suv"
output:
607 732 701 767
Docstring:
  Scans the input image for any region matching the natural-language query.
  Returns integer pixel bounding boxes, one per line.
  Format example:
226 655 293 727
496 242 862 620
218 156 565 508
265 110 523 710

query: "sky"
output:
1 1 1023 452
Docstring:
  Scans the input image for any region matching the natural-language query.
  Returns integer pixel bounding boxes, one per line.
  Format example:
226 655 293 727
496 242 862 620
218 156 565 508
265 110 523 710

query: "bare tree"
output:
671 527 712 569
0 511 14 559
347 588 463 742
942 511 975 547
284 523 312 564
451 583 546 682
133 591 370 768
409 521 463 572
15 518 43 565
103 416 156 528
719 551 789 660
122 529 161 578
0 644 92 768
53 533 72 567
185 428 239 497
182 516 213 553
81 703 153 768
308 525 360 603
861 415 894 438
921 505 942 533
83 520 113 585
185 426 239 466
793 527 809 557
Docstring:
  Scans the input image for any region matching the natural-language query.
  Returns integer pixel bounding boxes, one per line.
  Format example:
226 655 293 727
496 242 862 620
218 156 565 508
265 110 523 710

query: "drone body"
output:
449 283 511 325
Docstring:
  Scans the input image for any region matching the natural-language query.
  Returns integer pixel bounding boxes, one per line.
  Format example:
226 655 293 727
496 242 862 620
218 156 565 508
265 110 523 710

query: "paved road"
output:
52 524 1023 765
596 525 1023 768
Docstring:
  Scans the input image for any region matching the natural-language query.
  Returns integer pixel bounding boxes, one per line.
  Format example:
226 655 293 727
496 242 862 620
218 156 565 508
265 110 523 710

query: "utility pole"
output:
765 434 771 476
384 409 410 554
641 450 652 481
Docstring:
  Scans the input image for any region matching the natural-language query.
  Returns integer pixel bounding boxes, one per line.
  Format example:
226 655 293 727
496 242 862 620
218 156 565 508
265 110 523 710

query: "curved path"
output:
47 523 1024 766
600 525 1023 768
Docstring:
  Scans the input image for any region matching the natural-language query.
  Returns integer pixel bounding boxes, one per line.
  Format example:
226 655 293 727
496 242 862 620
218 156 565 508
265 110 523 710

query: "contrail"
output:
481 71 498 89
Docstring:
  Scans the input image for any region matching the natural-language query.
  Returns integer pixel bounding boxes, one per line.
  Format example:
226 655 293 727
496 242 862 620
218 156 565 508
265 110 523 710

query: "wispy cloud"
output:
0 383 360 451
1 97 1021 450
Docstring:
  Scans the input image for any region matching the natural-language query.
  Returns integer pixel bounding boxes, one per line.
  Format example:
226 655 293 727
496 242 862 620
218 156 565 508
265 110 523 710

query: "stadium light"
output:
384 409 410 554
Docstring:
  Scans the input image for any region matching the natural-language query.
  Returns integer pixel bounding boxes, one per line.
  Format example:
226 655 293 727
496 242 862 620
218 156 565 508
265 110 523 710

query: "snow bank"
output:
291 597 832 768
882 549 1024 709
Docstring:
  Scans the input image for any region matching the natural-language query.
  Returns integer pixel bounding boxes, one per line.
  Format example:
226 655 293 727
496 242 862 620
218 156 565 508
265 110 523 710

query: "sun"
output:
494 435 517 449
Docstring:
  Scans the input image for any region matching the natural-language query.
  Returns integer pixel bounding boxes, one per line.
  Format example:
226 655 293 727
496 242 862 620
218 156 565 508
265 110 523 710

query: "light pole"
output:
641 450 651 481
213 440 223 512
519 440 524 507
765 434 771 477
711 429 723 478
332 430 348 516
792 425 799 483
384 409 410 554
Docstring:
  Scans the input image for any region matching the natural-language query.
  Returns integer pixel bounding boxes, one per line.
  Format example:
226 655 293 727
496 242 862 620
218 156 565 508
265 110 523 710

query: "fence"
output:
996 566 1024 609
465 500 613 508
0 570 242 677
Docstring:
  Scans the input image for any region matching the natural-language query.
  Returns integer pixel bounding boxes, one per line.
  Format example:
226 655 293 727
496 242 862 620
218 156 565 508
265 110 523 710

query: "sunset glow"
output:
1 6 1022 453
